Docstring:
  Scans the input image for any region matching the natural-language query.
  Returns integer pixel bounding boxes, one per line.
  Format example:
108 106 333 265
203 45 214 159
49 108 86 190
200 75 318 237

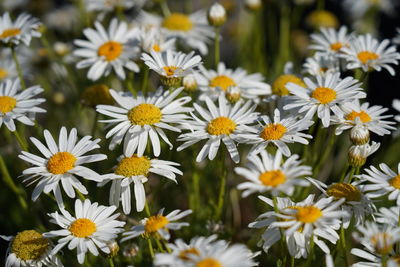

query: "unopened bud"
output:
350 125 370 145
245 0 262 11
101 241 119 259
348 142 380 167
160 76 182 87
208 3 227 27
226 86 241 103
183 74 198 92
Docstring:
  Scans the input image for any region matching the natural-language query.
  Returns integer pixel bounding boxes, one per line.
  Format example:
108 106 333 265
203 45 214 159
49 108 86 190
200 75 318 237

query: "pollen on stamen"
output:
162 13 193 31
115 155 152 177
0 28 21 38
144 215 169 235
98 41 123 62
326 183 361 202
345 110 372 123
69 218 97 238
128 103 162 126
207 116 236 136
259 170 286 187
209 75 237 92
260 123 287 140
47 152 77 175
357 51 379 64
295 206 322 223
311 87 337 104
11 230 50 261
0 96 17 113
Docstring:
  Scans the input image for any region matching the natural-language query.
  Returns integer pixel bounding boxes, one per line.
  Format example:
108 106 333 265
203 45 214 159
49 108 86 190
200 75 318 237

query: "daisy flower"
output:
141 50 202 86
0 79 45 132
99 153 182 213
284 72 366 127
235 150 311 197
303 53 339 77
343 0 395 19
139 27 176 54
341 34 400 76
96 87 192 157
74 18 140 81
18 127 106 208
309 26 352 57
270 194 348 254
121 209 192 241
196 62 271 102
0 230 62 267
307 178 375 228
270 73 306 97
375 206 400 226
333 100 396 136
238 108 313 157
358 163 400 205
138 11 214 55
348 141 380 167
0 12 41 46
44 199 125 264
393 99 400 123
177 95 259 163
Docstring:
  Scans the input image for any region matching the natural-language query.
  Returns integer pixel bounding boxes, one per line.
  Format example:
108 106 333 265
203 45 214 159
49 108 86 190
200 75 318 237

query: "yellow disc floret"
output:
115 155 151 177
295 206 322 223
0 96 17 113
179 247 200 261
209 75 237 91
47 152 77 174
0 28 21 38
207 116 236 135
98 41 123 62
162 13 193 31
128 103 162 126
196 258 222 267
145 215 169 234
389 175 400 189
260 123 287 140
326 183 362 202
259 170 286 187
357 51 379 64
11 230 49 261
163 66 179 76
330 42 343 52
345 110 372 123
311 87 337 104
272 74 305 96
69 218 97 238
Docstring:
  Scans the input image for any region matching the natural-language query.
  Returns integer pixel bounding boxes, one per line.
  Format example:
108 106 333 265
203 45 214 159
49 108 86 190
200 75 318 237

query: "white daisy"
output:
154 235 219 266
177 94 259 163
121 209 192 241
99 153 182 213
18 127 106 208
309 26 352 57
341 34 400 76
0 12 41 46
332 100 396 136
235 150 311 197
238 108 313 157
348 141 380 167
74 18 140 81
139 27 176 54
0 230 62 267
0 79 45 132
138 11 214 55
196 62 271 102
393 99 400 123
343 0 395 19
303 53 339 77
141 50 202 86
270 194 348 254
96 87 192 157
0 53 17 81
284 72 366 127
44 199 125 264
375 206 400 227
358 163 400 205
306 178 375 228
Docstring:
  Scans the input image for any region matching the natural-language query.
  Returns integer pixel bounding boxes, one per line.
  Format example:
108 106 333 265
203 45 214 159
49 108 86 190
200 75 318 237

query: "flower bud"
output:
105 241 119 259
160 76 182 87
245 0 262 11
183 74 198 92
208 3 227 27
348 142 380 168
350 125 370 145
226 86 241 103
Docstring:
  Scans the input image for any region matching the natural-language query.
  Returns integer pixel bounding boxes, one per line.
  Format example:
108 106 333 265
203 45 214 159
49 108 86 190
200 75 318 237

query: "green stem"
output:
141 66 149 96
11 47 26 90
215 150 226 220
155 238 165 253
126 72 136 96
290 256 294 267
91 112 98 137
307 234 315 264
214 27 220 68
147 238 155 258
340 226 349 267
77 190 86 200
13 130 29 151
160 0 171 17
272 196 286 253
339 164 349 183
108 258 115 267
313 129 336 175
347 167 356 183
144 201 151 217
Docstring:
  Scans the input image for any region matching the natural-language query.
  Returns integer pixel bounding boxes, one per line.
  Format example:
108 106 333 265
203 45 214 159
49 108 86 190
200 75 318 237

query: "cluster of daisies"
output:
0 0 400 267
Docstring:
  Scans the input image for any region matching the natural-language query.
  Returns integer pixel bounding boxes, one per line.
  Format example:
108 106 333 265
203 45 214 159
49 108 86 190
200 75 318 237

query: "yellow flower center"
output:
163 66 179 76
345 110 372 123
311 87 337 104
259 170 286 187
47 152 77 175
371 233 393 255
326 183 361 202
0 96 17 113
209 75 237 91
0 28 21 38
162 13 193 31
357 51 379 64
260 123 287 140
389 175 400 189
11 230 49 261
145 215 169 234
207 116 236 136
330 42 343 51
98 41 123 62
272 74 305 96
69 218 97 238
196 258 222 267
307 10 339 29
127 103 162 126
295 206 322 223
0 68 9 79
152 44 161 52
115 155 151 177
179 247 200 261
